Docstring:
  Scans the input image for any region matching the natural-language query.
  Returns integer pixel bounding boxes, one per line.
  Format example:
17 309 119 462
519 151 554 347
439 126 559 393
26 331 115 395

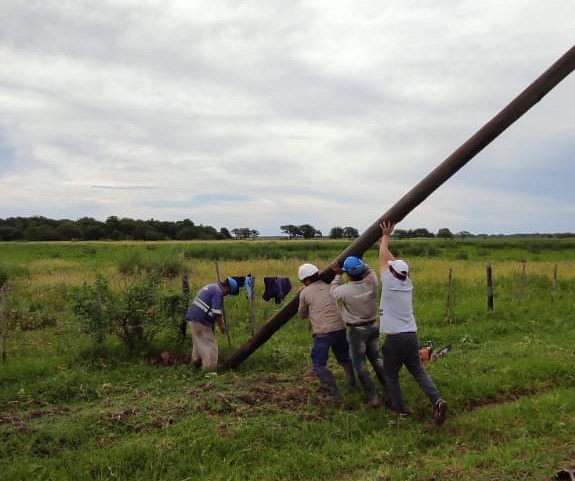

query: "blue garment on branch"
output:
244 275 254 299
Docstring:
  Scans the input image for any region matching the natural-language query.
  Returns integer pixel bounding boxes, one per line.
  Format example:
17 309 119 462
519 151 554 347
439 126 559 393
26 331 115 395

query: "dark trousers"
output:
382 332 441 413
310 328 356 397
348 324 387 400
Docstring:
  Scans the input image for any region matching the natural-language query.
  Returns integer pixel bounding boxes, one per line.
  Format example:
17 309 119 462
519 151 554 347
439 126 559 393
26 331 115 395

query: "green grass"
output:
1 239 575 480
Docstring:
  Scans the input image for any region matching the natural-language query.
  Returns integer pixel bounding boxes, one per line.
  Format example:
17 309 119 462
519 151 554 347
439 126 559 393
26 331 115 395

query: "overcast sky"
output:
1 1 574 236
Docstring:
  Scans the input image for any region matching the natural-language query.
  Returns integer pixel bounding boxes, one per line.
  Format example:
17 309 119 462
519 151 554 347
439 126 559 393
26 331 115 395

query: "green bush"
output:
70 274 181 356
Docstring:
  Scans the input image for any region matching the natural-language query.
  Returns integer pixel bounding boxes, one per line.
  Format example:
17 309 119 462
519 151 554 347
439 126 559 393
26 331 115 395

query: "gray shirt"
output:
379 268 417 334
330 267 378 325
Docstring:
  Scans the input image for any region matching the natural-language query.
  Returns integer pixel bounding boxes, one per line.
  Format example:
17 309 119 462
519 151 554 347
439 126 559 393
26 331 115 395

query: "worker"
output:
185 277 239 369
378 221 447 423
330 256 389 408
297 263 357 401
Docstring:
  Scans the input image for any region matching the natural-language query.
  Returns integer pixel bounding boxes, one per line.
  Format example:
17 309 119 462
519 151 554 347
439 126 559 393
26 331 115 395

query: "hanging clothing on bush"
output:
231 276 246 287
262 277 292 304
244 274 254 299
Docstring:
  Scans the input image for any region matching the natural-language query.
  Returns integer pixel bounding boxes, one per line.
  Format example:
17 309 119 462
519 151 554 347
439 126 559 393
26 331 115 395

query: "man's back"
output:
330 268 378 325
298 281 345 334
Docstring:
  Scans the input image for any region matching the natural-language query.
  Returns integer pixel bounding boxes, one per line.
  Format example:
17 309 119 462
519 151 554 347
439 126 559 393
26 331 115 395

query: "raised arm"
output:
378 221 396 274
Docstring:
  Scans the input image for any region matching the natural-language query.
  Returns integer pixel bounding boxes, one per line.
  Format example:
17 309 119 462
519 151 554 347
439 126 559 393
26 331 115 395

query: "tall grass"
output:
1 239 574 480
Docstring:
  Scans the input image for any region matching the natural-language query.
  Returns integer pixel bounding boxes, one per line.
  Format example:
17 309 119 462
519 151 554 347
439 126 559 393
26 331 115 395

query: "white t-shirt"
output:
379 269 417 334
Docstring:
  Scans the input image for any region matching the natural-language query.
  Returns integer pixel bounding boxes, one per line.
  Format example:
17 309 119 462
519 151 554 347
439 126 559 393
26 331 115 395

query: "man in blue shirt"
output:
185 277 239 369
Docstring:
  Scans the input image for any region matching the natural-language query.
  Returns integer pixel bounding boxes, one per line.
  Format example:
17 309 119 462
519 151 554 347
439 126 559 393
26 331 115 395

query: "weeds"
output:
1 240 575 480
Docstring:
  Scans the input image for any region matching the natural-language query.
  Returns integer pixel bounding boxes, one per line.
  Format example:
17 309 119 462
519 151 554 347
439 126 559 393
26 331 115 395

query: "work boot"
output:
433 399 447 425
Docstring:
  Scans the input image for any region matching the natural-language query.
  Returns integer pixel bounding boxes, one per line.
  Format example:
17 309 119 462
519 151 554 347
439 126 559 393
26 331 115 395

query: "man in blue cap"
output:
185 277 239 369
330 256 388 408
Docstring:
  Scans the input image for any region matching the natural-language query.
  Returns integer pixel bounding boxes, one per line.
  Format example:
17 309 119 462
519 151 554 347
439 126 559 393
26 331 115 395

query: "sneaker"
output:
434 399 447 425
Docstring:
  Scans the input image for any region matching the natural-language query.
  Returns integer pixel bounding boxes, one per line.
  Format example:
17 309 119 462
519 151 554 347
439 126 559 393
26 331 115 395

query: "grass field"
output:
1 239 574 480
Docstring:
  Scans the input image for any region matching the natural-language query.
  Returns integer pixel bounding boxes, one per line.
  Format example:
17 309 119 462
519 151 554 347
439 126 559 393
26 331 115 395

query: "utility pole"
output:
222 44 575 370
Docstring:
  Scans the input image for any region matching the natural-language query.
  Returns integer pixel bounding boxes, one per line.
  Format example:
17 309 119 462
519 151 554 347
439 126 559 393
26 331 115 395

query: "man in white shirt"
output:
379 221 447 424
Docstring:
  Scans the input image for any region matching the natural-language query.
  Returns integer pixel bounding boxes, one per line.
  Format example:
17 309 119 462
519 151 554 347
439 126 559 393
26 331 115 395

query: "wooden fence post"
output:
519 261 527 303
215 262 232 348
444 267 454 320
249 276 256 336
1 286 7 363
552 263 558 303
486 263 494 310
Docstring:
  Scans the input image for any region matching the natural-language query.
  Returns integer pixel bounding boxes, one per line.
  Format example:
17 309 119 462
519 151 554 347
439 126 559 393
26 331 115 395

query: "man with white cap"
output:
378 221 447 424
297 263 357 401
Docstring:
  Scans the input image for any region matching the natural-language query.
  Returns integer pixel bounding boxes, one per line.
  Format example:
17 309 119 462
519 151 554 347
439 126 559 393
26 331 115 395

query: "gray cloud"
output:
1 0 574 235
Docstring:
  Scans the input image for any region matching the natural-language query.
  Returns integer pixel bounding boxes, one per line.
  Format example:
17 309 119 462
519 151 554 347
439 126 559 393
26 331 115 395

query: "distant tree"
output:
219 227 232 239
175 219 196 240
195 224 219 240
105 216 126 240
409 228 434 238
149 219 178 239
437 228 453 239
298 224 320 239
76 217 108 240
177 227 199 240
330 226 344 239
0 225 21 241
393 229 409 239
134 225 165 241
456 230 472 239
231 227 258 240
342 226 359 239
280 225 302 239
25 224 59 241
55 221 83 240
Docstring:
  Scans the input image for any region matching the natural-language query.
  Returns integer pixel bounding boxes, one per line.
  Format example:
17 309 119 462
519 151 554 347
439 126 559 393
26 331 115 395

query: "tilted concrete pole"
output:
222 44 575 370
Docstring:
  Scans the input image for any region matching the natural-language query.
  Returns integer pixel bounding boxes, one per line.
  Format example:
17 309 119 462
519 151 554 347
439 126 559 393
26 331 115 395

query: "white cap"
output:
388 259 409 276
298 263 319 281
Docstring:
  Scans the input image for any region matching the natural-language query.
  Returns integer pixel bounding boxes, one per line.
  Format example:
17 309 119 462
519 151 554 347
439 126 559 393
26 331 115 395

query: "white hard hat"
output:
298 263 319 281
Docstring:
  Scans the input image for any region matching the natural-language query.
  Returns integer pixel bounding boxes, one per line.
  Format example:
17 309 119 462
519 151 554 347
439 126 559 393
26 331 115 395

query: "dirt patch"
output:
182 370 320 418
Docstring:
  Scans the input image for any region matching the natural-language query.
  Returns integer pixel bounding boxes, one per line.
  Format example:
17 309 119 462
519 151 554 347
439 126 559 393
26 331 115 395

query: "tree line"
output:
0 216 232 241
0 217 438 242
5 216 567 242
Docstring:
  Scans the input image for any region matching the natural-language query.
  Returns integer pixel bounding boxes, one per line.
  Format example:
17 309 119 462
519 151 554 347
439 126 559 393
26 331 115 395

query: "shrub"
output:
70 274 181 356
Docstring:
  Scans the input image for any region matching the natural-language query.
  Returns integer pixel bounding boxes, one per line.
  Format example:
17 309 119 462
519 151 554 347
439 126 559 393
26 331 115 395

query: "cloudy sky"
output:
1 1 574 236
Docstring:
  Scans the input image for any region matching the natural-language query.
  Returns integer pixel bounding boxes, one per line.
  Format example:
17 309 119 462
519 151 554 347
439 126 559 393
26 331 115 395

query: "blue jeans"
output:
382 332 441 413
348 324 387 400
310 329 355 397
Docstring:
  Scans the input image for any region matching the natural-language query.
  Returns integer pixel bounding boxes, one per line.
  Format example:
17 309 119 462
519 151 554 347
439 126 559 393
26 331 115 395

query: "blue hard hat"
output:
342 256 365 276
226 277 239 295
